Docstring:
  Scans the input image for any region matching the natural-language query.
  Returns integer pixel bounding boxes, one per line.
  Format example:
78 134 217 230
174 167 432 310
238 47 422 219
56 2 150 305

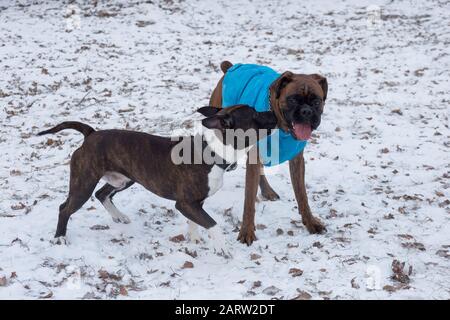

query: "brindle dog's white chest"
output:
207 165 225 196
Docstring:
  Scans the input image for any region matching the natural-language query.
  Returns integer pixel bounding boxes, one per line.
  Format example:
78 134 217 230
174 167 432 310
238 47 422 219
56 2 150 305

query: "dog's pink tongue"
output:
293 123 312 140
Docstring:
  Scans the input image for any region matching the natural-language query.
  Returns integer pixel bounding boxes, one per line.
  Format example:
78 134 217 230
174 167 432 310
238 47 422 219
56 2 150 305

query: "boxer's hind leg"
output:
259 165 280 201
95 180 134 224
209 75 224 107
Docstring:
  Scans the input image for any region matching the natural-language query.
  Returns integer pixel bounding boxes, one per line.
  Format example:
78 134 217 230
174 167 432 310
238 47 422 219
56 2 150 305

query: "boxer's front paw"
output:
304 217 327 234
237 226 257 246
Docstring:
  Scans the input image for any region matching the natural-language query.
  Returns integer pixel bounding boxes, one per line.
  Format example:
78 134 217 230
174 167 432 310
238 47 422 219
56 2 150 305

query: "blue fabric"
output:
222 63 307 166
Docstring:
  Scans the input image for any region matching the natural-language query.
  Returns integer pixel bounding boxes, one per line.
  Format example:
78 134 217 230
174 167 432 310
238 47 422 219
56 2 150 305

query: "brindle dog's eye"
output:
313 99 321 107
221 114 234 128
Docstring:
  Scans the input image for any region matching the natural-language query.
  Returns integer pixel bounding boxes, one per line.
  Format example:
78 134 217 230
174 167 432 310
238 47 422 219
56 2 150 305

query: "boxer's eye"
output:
312 99 321 107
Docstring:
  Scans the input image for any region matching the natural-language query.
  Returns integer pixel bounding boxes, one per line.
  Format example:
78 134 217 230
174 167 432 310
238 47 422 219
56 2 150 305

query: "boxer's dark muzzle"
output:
283 94 322 141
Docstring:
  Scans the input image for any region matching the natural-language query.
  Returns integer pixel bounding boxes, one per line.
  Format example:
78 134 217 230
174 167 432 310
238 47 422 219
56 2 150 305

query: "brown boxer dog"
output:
209 61 328 245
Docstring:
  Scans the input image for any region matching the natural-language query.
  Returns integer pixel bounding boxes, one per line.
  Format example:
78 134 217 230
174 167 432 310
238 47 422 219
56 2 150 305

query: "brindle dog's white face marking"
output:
203 128 252 164
199 105 276 164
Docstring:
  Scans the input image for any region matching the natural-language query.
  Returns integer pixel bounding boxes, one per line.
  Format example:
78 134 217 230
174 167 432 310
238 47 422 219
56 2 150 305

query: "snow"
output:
0 0 449 299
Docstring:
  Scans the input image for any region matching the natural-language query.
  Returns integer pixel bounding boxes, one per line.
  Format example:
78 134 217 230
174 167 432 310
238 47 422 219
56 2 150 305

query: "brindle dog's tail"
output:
37 121 95 138
220 61 233 74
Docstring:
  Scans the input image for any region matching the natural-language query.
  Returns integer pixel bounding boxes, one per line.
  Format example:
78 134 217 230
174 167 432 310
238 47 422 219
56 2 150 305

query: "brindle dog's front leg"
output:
289 151 326 234
175 201 217 229
175 201 230 257
237 157 261 245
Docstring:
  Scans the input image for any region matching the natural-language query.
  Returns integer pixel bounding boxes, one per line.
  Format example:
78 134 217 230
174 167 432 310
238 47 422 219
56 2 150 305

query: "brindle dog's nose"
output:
300 106 313 118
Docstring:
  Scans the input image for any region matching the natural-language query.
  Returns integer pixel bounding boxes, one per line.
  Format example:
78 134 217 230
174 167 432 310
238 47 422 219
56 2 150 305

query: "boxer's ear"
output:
274 71 294 99
310 74 328 101
197 106 220 117
202 117 222 130
253 111 277 129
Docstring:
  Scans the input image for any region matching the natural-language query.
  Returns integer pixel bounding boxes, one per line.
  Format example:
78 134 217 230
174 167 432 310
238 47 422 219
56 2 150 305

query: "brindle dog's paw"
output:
186 221 202 244
237 227 257 246
112 214 131 224
304 217 327 234
51 236 68 245
187 231 202 244
207 226 232 258
261 189 280 201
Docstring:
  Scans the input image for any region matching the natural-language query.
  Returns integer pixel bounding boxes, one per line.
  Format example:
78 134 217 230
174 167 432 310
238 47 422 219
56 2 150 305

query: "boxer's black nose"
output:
300 107 313 118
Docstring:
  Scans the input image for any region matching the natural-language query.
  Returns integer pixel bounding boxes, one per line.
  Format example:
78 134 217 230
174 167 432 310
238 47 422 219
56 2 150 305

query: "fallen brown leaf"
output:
119 286 128 296
182 261 194 269
250 253 261 260
289 268 303 277
293 290 312 300
170 234 186 243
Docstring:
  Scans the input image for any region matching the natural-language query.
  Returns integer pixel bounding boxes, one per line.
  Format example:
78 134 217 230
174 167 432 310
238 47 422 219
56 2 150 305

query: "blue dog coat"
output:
222 63 307 166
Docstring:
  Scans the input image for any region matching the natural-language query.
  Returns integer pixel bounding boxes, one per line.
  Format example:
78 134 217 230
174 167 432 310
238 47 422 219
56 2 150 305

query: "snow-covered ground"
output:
0 0 449 299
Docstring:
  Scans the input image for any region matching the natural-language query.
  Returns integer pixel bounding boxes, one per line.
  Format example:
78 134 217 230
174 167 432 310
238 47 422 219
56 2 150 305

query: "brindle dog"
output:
37 105 277 254
210 61 328 245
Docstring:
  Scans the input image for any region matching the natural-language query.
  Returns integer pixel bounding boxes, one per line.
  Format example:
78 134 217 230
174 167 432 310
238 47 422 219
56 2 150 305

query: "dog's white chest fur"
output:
207 166 225 196
203 128 250 164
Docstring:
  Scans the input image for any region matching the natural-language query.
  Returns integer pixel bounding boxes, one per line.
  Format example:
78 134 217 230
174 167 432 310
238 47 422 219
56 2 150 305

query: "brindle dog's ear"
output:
197 106 221 117
201 117 222 130
274 71 294 99
253 111 277 129
310 74 328 101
